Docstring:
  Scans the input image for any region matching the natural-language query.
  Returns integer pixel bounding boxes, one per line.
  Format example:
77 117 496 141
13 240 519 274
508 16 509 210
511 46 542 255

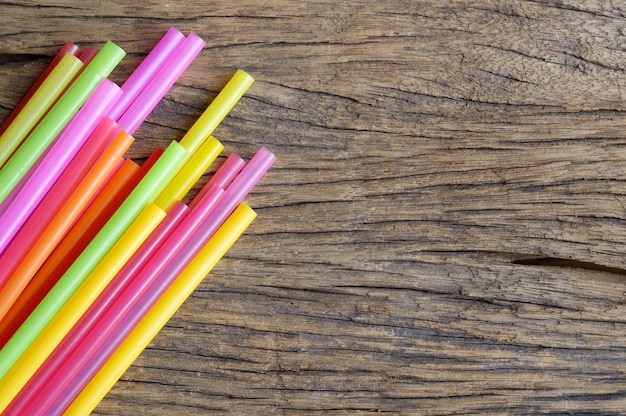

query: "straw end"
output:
235 69 255 86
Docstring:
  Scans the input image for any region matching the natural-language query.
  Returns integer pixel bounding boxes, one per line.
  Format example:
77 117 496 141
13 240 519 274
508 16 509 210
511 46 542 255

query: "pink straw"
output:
45 147 275 415
116 32 205 135
189 153 245 209
0 79 121 256
108 27 185 121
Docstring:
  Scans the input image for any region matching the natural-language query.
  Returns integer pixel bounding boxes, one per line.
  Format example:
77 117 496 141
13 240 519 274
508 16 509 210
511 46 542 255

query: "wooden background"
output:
2 0 626 414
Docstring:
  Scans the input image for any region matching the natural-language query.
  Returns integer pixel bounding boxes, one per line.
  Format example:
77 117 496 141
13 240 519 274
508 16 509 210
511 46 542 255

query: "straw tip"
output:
234 69 254 84
186 32 207 48
258 146 276 162
167 27 184 36
227 153 246 163
236 202 257 221
207 135 221 145
91 41 126 73
102 40 125 55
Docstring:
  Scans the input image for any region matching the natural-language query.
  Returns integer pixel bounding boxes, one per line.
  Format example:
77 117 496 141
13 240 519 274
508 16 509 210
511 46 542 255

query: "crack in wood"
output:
512 257 626 276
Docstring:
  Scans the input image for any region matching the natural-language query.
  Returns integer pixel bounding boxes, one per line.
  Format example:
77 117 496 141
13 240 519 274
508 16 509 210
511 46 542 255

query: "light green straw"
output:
0 141 188 380
0 41 126 204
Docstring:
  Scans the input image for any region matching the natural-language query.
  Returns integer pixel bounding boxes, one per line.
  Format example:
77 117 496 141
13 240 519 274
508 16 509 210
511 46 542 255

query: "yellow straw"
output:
179 69 254 153
0 203 166 411
0 53 83 167
64 203 256 415
153 136 223 211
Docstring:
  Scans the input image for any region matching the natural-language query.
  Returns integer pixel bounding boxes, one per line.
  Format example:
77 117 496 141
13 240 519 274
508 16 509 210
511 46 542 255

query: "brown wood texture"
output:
2 0 626 414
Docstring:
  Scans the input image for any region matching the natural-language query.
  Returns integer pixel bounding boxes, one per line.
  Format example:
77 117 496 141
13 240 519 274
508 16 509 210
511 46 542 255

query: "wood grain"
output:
2 0 626 414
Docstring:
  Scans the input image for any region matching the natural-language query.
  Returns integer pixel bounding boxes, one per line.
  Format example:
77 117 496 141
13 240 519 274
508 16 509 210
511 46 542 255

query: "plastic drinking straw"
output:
0 40 125 204
49 148 274 414
0 66 111 216
178 69 254 153
0 141 186 381
0 42 80 137
0 128 134 325
189 153 246 209
0 117 116 294
0 202 166 412
116 32 206 135
62 203 256 416
78 47 98 65
108 27 185 121
28 150 173 308
0 53 83 168
0 79 121 256
7 202 191 415
154 135 223 211
0 158 141 349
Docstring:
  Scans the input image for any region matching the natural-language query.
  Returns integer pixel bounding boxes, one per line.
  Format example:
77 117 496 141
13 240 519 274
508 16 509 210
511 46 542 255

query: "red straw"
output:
78 47 98 65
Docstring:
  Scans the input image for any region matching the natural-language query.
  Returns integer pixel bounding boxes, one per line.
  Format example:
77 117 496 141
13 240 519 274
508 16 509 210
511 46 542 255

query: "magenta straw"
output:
108 27 185 121
5 201 189 416
0 79 121 256
46 147 275 415
189 153 246 209
116 33 205 135
25 185 226 415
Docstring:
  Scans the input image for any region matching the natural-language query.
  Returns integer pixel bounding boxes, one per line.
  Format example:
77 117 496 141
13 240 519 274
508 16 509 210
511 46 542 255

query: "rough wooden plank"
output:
1 0 626 414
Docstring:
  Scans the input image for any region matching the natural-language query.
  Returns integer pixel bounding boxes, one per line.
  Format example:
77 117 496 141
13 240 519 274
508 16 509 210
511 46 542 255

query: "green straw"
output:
0 141 187 380
0 41 126 204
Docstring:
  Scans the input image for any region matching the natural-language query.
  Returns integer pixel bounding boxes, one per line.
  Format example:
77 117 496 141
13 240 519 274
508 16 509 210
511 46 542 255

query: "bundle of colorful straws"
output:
0 27 274 415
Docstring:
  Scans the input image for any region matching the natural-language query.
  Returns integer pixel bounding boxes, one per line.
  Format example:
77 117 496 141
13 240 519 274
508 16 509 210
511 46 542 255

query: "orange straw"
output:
0 42 81 137
0 158 143 348
0 130 134 325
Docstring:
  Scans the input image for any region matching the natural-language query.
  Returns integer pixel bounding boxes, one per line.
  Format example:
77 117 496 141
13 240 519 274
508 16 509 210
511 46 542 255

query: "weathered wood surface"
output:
2 0 626 414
